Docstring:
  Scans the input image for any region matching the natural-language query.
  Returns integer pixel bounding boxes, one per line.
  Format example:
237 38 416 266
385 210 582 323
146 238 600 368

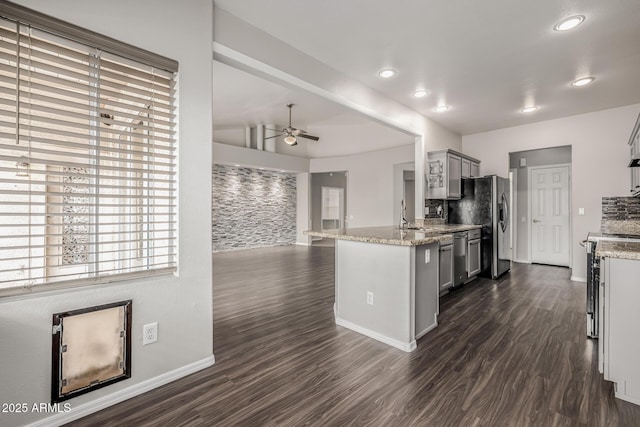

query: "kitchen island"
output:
305 225 481 352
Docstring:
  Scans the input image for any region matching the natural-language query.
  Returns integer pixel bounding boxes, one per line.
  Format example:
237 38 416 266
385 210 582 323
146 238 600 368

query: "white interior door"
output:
530 166 570 266
321 187 344 230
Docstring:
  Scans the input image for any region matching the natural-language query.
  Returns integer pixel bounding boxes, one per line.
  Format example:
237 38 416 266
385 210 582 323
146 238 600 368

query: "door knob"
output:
532 219 540 223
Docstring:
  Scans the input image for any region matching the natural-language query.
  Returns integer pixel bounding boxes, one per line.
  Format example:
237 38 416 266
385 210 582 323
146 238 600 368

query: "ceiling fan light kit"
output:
263 104 320 147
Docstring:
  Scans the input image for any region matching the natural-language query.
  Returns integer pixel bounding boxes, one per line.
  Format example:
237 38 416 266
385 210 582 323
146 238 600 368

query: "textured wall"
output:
212 165 296 251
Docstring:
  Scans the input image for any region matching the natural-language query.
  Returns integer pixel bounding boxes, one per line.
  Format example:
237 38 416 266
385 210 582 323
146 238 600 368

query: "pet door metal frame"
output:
51 300 132 403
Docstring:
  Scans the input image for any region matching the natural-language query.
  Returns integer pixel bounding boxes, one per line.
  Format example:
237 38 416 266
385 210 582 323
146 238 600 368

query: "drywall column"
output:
265 124 276 152
245 127 251 148
296 172 311 245
256 125 264 151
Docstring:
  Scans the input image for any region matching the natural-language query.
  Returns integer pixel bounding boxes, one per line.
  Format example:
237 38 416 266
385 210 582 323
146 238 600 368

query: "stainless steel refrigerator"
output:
448 175 511 279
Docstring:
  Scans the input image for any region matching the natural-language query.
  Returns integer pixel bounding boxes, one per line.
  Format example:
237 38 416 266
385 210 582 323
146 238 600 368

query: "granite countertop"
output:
305 224 481 247
600 219 640 236
596 240 640 261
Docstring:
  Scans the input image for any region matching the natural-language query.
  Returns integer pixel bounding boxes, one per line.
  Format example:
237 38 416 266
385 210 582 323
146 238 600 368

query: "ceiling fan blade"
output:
292 129 308 136
264 135 281 140
297 134 319 141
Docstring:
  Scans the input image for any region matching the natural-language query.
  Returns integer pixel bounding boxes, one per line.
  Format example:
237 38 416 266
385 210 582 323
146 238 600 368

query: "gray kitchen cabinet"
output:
470 161 480 177
427 149 480 200
461 158 471 178
467 237 481 277
601 257 640 406
447 153 461 198
439 243 453 291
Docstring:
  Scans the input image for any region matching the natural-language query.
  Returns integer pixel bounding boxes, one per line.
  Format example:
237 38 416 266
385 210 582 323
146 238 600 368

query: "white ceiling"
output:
214 0 640 135
212 60 372 130
212 60 415 157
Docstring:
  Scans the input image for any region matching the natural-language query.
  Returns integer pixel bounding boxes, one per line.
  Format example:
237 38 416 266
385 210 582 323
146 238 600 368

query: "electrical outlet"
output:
366 291 374 305
143 322 158 345
578 208 585 216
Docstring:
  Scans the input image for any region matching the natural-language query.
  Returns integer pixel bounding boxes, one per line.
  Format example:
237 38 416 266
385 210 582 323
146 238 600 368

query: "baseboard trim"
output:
513 258 530 264
295 242 311 246
415 317 438 340
335 317 416 352
614 379 640 406
571 275 587 283
27 355 216 427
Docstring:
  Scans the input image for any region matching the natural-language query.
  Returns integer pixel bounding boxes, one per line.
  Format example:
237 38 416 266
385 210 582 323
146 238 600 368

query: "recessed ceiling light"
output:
521 106 538 113
378 68 396 79
554 15 585 31
571 76 595 87
412 90 429 98
433 105 449 113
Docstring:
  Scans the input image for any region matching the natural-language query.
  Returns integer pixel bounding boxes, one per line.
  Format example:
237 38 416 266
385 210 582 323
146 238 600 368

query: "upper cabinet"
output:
629 112 640 196
427 149 481 200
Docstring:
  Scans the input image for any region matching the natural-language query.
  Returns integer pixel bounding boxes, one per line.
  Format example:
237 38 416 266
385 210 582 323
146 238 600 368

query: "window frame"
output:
0 1 178 298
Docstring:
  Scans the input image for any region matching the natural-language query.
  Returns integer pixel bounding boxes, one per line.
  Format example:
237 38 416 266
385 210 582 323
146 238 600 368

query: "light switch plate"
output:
520 158 527 167
578 208 585 216
425 249 430 264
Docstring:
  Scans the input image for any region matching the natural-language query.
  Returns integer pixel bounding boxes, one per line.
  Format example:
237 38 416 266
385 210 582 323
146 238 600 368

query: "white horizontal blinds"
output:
0 17 177 291
95 51 176 278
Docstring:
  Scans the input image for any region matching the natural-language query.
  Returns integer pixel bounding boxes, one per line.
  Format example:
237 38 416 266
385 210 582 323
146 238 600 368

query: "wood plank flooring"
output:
67 245 640 426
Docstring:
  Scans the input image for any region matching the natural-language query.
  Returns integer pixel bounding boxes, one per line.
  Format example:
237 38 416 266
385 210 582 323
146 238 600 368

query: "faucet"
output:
400 200 408 229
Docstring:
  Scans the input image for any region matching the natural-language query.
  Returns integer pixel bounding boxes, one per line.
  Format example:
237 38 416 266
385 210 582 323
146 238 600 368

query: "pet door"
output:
51 300 132 402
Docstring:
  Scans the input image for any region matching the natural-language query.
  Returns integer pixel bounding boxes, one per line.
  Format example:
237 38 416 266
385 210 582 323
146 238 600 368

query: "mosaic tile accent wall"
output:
212 165 296 251
602 196 640 220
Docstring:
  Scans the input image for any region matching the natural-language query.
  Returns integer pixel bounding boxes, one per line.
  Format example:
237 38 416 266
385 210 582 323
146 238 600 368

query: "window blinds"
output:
0 17 177 295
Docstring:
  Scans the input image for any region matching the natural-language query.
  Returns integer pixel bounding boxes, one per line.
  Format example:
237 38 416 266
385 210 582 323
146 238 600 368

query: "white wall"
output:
311 144 415 228
296 173 311 245
462 103 640 280
0 1 214 426
213 142 310 172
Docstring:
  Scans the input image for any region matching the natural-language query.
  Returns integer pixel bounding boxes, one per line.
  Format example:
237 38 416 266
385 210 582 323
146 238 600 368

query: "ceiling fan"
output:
265 104 319 146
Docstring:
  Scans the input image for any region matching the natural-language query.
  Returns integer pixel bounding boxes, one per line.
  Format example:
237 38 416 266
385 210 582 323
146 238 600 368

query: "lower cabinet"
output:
602 257 640 406
467 238 481 277
439 243 453 291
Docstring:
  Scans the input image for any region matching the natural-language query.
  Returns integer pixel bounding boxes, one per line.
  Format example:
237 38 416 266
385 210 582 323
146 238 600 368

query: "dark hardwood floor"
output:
67 245 640 426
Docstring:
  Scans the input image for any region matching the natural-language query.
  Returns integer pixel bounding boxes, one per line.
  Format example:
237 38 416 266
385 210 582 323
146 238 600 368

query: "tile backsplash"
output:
424 199 448 221
602 197 640 220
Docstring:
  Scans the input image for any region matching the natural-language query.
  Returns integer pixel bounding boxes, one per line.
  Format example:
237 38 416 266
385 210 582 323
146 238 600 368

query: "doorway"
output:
508 146 572 265
529 165 571 267
310 171 347 246
321 187 344 230
403 171 415 223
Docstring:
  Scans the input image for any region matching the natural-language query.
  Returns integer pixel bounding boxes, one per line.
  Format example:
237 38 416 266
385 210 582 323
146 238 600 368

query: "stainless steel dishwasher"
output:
453 232 468 286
